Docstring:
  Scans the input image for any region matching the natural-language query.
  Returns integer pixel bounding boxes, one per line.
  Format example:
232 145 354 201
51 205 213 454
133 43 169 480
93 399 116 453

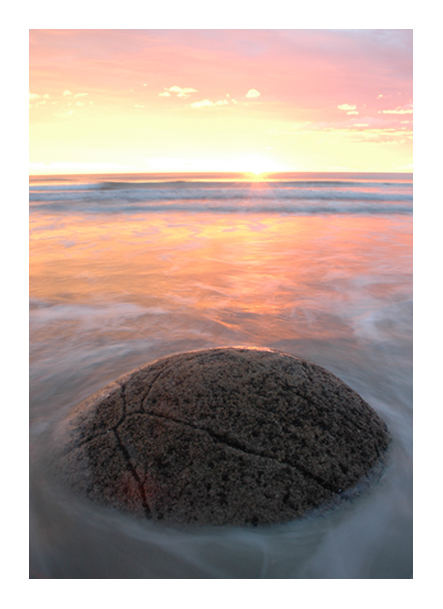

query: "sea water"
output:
29 172 412 578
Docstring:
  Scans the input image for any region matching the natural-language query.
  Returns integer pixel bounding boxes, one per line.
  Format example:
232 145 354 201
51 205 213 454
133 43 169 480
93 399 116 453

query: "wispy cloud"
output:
159 85 198 98
245 89 261 98
269 120 411 145
378 105 413 115
338 103 357 111
190 98 229 109
29 92 51 107
348 127 412 144
30 93 50 100
30 92 49 100
63 89 72 96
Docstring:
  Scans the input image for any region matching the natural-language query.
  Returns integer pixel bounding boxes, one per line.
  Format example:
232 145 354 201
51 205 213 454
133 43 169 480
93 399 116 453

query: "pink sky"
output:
29 29 413 173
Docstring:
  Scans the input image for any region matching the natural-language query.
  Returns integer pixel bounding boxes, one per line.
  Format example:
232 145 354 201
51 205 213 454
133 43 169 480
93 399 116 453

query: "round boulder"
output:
56 347 390 525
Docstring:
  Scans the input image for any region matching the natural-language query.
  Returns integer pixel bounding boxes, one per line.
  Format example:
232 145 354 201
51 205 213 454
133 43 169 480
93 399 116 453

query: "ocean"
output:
29 172 413 578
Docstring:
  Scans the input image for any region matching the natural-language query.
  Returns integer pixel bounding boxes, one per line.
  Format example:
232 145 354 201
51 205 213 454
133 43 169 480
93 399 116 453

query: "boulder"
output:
56 347 390 525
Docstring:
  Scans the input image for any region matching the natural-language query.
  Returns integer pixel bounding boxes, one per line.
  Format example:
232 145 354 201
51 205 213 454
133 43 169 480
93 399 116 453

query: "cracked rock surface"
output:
56 347 390 525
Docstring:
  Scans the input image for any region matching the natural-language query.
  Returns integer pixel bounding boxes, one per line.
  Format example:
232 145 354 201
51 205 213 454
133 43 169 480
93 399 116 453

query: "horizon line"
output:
29 169 413 178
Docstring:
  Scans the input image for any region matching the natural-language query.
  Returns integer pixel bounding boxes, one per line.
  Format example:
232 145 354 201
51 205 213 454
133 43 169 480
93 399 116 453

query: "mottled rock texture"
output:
56 348 390 525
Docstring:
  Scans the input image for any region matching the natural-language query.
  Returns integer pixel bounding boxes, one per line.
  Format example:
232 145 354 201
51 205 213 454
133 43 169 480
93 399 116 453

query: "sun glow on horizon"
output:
239 155 280 178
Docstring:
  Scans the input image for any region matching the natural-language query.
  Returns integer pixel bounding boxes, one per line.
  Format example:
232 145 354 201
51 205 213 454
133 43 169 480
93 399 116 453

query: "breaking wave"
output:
29 175 412 215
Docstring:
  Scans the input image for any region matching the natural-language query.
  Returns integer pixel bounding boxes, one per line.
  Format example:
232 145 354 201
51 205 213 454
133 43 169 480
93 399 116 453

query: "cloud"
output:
377 94 384 99
133 104 144 108
190 99 212 108
346 110 359 115
74 92 88 98
245 89 261 98
338 103 357 111
63 89 72 96
30 93 50 101
190 98 229 109
378 106 413 115
170 86 198 97
29 93 52 108
159 85 198 98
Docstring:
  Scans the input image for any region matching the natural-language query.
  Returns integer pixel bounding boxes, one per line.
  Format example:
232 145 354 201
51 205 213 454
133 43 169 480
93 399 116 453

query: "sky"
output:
29 29 412 174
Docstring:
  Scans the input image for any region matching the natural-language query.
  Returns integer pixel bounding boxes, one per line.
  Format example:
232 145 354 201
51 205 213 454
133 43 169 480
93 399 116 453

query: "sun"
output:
240 155 275 179
249 168 265 177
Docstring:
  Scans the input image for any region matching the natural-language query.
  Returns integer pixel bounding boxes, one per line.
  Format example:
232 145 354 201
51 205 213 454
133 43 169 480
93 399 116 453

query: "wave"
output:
30 201 412 215
29 178 413 216
30 179 412 191
30 189 412 204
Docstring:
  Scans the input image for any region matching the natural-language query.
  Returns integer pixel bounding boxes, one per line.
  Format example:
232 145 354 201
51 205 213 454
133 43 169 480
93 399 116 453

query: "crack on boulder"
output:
114 382 127 427
139 363 172 411
64 384 128 454
112 428 152 518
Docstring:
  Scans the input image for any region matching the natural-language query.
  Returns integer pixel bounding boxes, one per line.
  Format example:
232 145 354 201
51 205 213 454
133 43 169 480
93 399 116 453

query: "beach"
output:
29 172 412 578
